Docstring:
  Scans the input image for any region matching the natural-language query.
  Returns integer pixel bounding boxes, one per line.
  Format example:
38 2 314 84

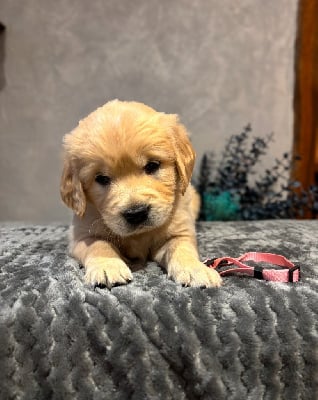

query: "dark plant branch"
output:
197 126 318 221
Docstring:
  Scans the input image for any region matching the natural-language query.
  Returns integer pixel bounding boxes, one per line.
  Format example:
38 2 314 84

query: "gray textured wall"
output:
0 0 298 222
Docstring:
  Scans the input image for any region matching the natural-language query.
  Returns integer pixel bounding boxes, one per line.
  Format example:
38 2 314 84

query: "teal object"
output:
203 191 240 221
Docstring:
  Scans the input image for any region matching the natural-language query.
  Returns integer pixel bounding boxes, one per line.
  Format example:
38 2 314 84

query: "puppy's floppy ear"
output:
60 157 86 217
170 118 196 195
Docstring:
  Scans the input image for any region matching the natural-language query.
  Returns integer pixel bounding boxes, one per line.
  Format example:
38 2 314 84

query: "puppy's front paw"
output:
85 257 133 288
168 260 222 288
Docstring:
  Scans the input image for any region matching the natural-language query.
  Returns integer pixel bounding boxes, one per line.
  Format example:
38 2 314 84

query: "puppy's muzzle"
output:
122 204 151 226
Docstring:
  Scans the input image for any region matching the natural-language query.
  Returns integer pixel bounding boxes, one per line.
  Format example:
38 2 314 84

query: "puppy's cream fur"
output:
60 100 222 288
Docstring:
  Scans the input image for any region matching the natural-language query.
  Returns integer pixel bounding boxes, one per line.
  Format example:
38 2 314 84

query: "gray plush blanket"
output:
0 220 317 400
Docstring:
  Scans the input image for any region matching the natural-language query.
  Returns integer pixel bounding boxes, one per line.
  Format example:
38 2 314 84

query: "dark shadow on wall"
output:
0 22 6 90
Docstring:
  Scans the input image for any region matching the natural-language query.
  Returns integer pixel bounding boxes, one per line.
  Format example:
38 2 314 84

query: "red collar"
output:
204 252 300 283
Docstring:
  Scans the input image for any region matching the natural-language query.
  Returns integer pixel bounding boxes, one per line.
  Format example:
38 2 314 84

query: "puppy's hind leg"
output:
189 186 201 220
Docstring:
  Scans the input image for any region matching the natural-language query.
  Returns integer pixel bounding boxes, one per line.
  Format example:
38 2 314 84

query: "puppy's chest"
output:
119 236 155 263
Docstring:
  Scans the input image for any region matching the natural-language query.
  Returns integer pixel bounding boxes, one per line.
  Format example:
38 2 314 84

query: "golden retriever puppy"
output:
60 100 222 288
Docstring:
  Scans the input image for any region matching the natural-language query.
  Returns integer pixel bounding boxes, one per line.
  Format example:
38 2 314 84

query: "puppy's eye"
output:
95 174 111 186
144 161 160 175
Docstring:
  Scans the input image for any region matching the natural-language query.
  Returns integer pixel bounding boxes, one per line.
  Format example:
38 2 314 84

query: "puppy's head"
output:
60 100 195 237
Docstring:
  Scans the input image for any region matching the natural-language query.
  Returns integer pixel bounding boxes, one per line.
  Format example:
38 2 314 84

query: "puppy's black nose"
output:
122 204 150 226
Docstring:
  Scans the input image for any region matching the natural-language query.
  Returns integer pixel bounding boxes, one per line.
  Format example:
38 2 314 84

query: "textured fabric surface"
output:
0 220 317 400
